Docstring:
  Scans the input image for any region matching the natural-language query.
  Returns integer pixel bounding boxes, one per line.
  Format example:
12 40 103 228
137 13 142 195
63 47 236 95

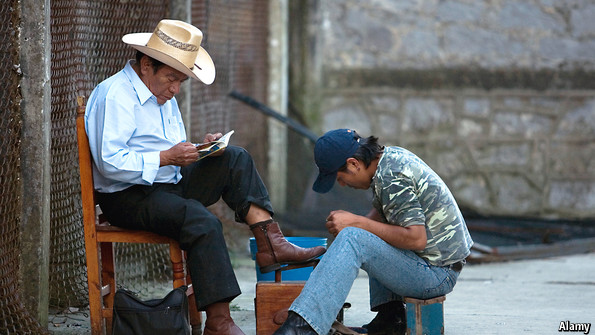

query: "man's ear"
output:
346 157 360 170
139 56 151 76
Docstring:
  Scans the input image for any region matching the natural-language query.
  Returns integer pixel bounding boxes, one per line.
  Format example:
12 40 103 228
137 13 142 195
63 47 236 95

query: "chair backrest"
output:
76 96 101 228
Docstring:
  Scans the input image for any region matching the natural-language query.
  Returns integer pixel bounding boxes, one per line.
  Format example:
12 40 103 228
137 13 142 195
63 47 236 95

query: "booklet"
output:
196 130 234 160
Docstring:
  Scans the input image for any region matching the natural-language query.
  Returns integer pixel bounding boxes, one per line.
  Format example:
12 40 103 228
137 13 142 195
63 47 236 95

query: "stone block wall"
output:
290 0 595 220
321 89 595 219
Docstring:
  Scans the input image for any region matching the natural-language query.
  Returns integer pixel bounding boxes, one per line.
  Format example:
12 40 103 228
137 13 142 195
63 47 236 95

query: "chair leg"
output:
100 242 116 335
86 241 105 335
170 243 186 288
170 244 202 333
188 294 202 335
183 250 202 334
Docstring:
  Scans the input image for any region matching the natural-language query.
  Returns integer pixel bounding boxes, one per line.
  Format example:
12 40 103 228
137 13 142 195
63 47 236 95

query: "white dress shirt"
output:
85 60 186 193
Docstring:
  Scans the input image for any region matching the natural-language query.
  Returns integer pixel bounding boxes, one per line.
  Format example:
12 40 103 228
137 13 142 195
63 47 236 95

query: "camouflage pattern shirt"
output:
371 146 473 266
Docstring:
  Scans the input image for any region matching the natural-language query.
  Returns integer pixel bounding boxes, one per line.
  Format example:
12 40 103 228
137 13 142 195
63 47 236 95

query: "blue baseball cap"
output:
313 129 360 193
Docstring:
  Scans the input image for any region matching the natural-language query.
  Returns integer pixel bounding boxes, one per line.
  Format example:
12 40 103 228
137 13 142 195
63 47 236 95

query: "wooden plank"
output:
96 228 174 244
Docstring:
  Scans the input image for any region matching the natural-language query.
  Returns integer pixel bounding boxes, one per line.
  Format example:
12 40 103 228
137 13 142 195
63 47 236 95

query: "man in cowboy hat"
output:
85 19 325 335
274 129 473 335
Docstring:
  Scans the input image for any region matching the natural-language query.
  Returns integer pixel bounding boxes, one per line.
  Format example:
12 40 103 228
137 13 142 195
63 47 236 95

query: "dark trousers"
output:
96 146 273 310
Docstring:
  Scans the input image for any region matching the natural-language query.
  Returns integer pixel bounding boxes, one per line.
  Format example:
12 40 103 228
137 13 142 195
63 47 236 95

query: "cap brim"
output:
312 171 337 194
122 32 216 85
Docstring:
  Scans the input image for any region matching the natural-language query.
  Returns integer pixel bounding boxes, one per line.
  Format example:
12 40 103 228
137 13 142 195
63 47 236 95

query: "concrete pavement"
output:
443 252 595 335
232 252 595 335
48 251 595 334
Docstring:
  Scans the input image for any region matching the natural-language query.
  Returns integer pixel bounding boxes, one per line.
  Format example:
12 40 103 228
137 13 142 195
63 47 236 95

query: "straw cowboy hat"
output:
122 19 215 85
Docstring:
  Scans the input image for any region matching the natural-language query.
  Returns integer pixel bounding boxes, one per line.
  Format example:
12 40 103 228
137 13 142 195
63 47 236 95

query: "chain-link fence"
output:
49 0 172 309
190 0 269 171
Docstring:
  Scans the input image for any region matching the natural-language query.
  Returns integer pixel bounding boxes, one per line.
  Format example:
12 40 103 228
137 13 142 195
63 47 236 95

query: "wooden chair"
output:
76 96 202 334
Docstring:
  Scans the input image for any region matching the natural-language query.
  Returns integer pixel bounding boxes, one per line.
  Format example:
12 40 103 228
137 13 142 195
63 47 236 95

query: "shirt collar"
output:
372 149 386 184
123 60 154 105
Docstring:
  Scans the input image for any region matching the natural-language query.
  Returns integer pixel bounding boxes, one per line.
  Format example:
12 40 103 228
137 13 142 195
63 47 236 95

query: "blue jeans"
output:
290 227 461 335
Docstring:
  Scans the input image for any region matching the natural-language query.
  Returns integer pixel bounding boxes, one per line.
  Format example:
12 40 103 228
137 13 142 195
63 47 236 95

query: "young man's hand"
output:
325 210 361 236
326 209 428 250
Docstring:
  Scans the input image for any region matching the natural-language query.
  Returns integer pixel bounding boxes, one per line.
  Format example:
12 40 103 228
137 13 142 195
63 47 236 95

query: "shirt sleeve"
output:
92 95 160 185
377 172 426 227
140 151 161 184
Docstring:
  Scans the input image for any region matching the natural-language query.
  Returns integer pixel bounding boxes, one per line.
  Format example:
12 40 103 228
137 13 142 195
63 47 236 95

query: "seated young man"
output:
274 129 473 335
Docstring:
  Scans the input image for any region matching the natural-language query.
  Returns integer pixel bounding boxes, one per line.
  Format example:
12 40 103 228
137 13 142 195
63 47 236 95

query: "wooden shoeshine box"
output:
254 282 305 335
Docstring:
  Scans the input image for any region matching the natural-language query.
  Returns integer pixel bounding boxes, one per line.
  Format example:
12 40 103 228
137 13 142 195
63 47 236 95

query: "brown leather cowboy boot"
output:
203 302 245 335
249 219 326 273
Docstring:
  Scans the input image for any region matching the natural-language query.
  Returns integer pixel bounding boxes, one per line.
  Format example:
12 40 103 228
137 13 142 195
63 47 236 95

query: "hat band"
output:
154 28 199 52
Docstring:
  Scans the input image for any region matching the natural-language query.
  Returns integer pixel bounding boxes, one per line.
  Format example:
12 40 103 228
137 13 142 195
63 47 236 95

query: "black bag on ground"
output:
112 285 191 335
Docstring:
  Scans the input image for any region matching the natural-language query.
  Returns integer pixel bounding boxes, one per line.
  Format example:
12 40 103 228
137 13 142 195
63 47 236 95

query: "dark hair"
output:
339 131 384 171
135 50 165 74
